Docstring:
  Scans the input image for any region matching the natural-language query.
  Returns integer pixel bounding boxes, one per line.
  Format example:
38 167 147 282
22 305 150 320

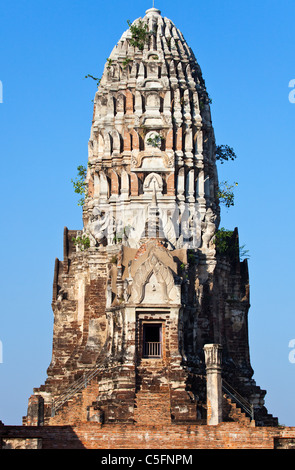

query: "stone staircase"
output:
134 361 172 425
221 379 278 427
45 361 271 428
48 378 99 426
223 395 253 426
134 388 172 425
134 386 255 426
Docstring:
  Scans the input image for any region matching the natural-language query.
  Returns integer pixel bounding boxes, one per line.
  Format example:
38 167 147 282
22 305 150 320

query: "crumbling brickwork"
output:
2 422 295 449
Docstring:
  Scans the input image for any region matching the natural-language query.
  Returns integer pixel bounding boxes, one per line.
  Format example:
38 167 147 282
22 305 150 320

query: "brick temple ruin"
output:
2 7 295 449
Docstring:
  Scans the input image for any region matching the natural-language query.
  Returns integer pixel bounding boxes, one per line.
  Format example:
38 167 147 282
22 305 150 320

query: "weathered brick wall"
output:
30 232 109 421
24 226 277 428
49 379 99 426
2 423 295 449
134 390 172 426
31 363 253 428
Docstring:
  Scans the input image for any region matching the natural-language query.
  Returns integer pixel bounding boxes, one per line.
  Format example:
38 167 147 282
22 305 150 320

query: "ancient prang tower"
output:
24 7 277 433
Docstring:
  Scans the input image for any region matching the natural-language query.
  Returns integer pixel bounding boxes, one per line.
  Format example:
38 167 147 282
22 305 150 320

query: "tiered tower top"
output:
84 8 219 252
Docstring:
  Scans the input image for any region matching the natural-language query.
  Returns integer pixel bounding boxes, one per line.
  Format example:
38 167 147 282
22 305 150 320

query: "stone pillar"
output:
203 344 223 425
26 395 44 426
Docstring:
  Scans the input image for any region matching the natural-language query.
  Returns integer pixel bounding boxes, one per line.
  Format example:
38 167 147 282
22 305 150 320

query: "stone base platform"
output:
1 422 295 449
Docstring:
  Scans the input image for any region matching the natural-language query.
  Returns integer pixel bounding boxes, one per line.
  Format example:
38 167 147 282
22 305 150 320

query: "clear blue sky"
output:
0 0 295 426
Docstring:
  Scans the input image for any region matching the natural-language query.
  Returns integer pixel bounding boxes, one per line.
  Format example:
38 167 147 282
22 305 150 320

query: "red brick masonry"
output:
1 422 295 449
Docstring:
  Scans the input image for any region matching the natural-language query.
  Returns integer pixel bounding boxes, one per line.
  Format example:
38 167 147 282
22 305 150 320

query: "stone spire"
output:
84 6 219 254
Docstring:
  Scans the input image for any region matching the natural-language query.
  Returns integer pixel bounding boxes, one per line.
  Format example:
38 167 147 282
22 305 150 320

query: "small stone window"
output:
143 323 162 358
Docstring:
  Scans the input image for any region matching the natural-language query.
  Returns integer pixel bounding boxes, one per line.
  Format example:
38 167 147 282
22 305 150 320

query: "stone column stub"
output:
203 343 223 425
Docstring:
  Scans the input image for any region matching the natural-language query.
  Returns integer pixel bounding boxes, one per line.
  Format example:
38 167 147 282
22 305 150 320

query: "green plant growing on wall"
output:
187 250 196 266
113 233 123 243
239 244 250 260
214 228 249 261
127 19 149 50
122 57 132 68
215 143 238 208
217 181 238 208
113 225 133 244
106 58 113 69
146 134 163 148
84 74 101 86
214 228 234 254
71 165 88 206
214 141 249 259
72 235 90 251
216 145 237 164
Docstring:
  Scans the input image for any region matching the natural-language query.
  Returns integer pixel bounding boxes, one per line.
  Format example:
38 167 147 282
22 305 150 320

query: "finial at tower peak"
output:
145 6 161 16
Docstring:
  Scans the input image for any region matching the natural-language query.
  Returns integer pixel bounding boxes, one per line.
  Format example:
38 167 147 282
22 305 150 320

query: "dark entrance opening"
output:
143 323 162 358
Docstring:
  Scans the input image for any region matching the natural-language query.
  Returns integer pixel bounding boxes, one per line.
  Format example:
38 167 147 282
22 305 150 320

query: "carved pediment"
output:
129 241 180 305
131 150 173 169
